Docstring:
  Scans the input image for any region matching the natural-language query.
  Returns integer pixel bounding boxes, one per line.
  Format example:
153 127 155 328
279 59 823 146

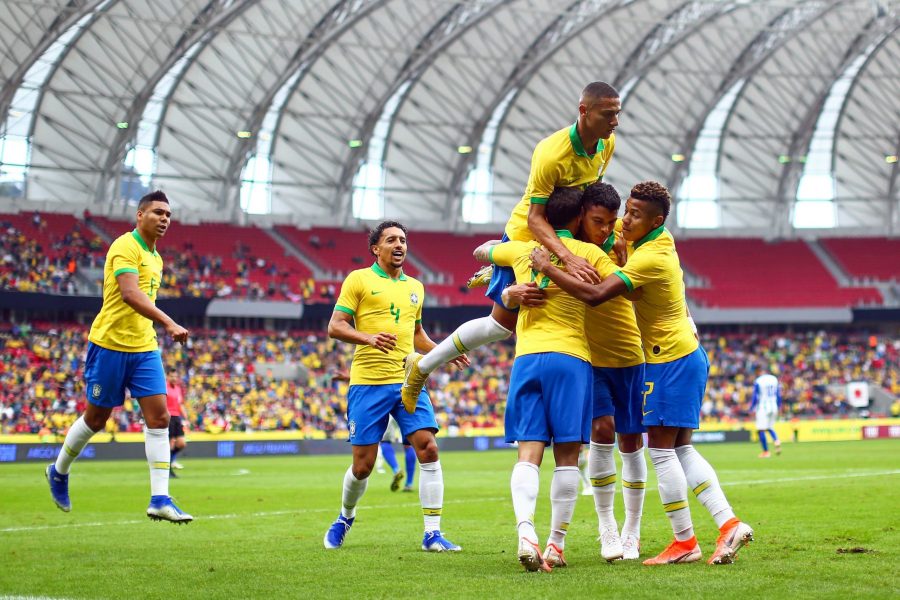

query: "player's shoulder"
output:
535 125 572 154
109 231 136 250
562 237 600 258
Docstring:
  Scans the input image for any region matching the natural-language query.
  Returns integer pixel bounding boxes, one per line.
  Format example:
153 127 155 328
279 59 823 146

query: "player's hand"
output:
448 354 470 370
332 369 351 382
166 322 189 344
368 332 397 353
529 247 552 273
505 282 546 307
613 235 628 266
562 253 601 284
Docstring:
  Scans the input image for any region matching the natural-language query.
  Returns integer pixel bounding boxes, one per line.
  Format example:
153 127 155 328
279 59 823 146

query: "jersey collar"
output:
554 229 574 239
633 225 666 250
600 233 615 253
569 122 605 158
371 261 407 281
131 229 159 256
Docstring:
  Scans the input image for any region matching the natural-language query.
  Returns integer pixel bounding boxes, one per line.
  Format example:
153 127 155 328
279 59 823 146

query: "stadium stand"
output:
819 238 900 282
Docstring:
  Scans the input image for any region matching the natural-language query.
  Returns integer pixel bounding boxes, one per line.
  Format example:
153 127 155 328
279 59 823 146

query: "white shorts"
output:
755 410 778 431
381 414 402 443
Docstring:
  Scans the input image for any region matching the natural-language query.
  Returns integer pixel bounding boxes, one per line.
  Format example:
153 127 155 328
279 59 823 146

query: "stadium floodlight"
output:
348 139 362 148
116 122 128 129
886 155 898 164
458 145 473 154
236 131 252 139
671 153 685 162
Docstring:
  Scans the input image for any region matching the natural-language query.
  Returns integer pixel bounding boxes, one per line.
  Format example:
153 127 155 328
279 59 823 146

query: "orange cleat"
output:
758 451 771 458
708 518 754 565
518 538 553 573
642 537 701 565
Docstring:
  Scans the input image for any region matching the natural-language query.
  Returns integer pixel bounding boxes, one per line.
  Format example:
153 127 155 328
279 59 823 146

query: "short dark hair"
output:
583 182 621 213
581 81 619 103
545 187 584 230
368 220 408 254
630 181 671 221
138 190 169 211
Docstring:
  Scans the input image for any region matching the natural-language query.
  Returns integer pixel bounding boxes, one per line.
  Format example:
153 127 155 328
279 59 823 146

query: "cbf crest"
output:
409 292 419 306
92 384 102 398
348 420 356 438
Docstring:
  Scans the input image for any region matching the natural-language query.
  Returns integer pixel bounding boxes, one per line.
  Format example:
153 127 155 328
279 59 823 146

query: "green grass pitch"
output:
1 440 897 599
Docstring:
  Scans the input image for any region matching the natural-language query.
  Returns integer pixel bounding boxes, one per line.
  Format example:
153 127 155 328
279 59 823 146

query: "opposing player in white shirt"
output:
750 370 782 458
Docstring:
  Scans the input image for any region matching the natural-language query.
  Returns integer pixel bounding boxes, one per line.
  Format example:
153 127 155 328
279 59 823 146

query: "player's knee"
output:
84 413 107 432
591 417 615 443
618 433 643 453
352 464 373 479
417 440 439 464
145 413 170 429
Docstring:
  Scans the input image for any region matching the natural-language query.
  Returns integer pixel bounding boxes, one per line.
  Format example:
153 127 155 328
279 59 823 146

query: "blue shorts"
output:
592 363 646 434
485 233 519 311
505 353 592 445
346 384 438 446
642 346 710 429
83 342 166 408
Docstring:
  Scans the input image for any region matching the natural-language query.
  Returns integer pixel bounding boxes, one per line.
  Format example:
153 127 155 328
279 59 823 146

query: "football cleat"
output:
402 485 414 493
323 515 354 549
146 495 193 524
758 451 771 458
401 353 428 413
599 526 624 562
422 530 462 552
774 441 782 456
622 533 641 560
517 538 552 573
390 470 405 492
642 537 702 565
45 464 71 512
708 520 753 565
466 264 493 288
171 461 184 470
542 543 567 568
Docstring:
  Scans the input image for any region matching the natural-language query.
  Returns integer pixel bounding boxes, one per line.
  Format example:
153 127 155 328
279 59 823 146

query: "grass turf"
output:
1 440 897 599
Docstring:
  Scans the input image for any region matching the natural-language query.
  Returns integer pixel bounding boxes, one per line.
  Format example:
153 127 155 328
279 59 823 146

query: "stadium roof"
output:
1 0 898 236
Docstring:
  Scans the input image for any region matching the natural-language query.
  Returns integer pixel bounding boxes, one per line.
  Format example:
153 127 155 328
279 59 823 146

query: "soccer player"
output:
751 368 782 458
322 221 465 552
479 186 619 572
401 82 622 409
166 374 188 477
506 183 647 562
45 190 192 523
530 181 753 565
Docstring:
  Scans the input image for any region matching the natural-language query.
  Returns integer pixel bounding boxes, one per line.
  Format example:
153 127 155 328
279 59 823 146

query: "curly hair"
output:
583 182 621 213
545 186 584 229
368 220 408 254
630 181 671 221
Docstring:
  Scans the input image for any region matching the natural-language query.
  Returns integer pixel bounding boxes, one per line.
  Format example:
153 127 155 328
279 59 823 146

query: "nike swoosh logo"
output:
141 263 148 266
371 291 382 295
642 410 653 417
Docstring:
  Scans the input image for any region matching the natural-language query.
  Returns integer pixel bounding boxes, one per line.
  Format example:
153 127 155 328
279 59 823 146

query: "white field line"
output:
3 469 898 534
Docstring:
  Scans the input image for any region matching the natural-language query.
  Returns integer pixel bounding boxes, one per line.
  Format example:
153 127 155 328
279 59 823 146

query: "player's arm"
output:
750 383 759 411
501 282 546 309
528 246 627 307
116 272 188 344
527 202 600 284
327 310 396 353
414 322 469 369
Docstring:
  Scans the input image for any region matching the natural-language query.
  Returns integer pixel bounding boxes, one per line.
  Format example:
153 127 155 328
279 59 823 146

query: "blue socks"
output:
381 441 399 473
758 430 769 452
404 445 416 486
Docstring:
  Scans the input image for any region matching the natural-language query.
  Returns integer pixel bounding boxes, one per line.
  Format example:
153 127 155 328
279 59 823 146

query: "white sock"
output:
419 461 444 532
145 427 170 497
341 466 368 519
649 448 694 541
589 442 617 532
675 445 735 528
619 448 647 538
547 466 580 548
54 416 96 475
510 461 540 542
418 316 511 373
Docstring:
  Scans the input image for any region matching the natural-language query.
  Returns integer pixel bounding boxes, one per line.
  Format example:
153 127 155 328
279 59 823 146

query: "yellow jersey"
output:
334 262 425 385
89 230 163 352
612 226 698 363
586 233 644 368
489 231 618 362
505 123 615 242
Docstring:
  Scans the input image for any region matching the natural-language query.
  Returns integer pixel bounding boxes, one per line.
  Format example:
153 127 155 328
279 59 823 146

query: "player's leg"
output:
47 342 119 512
757 429 770 457
380 441 403 490
613 363 648 560
401 265 517 408
542 355 592 567
403 442 416 491
324 384 391 549
169 418 186 478
395 385 460 552
577 445 592 495
769 420 781 454
588 367 623 560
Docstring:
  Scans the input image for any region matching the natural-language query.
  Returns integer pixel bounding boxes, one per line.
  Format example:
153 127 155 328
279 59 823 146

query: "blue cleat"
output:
422 530 462 552
45 464 71 512
147 495 193 524
324 515 354 549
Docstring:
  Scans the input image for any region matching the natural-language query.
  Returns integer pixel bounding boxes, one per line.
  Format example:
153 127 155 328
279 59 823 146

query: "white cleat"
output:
599 526 624 562
146 496 193 524
542 543 567 568
622 533 641 560
518 537 552 573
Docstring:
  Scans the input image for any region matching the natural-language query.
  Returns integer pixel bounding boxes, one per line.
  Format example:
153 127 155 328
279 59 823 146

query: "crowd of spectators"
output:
1 325 897 439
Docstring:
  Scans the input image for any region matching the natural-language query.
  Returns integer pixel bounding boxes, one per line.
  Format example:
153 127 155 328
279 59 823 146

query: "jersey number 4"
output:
389 303 400 323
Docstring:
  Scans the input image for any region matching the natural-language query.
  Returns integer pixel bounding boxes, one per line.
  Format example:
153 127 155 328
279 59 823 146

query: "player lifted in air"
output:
531 181 754 566
323 221 466 552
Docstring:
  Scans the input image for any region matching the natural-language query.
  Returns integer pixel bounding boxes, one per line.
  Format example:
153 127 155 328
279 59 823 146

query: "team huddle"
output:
44 81 752 570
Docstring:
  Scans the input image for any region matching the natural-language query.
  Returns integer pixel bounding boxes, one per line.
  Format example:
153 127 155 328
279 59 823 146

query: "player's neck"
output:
575 120 599 154
134 228 158 253
377 259 402 279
